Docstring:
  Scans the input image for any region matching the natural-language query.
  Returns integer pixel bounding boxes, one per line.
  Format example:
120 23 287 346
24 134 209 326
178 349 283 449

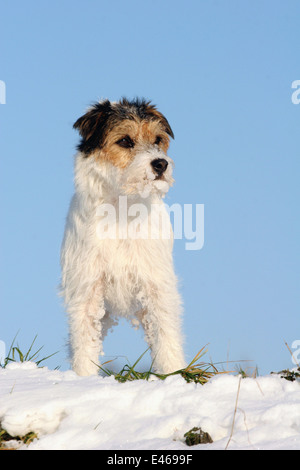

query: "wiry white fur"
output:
60 147 185 376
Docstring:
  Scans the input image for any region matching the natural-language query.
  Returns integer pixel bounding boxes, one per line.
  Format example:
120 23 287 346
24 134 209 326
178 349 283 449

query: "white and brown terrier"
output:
60 98 185 376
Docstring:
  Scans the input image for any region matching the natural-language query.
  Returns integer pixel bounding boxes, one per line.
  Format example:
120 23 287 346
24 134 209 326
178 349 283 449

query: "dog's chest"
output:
77 194 173 314
101 239 147 315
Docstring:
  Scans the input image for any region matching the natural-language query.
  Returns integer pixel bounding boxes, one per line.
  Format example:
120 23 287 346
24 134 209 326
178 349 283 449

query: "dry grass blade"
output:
177 346 223 384
284 340 300 368
225 375 242 450
185 345 209 371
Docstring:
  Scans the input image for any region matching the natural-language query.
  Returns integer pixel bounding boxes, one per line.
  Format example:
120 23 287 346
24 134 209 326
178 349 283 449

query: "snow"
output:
0 362 299 450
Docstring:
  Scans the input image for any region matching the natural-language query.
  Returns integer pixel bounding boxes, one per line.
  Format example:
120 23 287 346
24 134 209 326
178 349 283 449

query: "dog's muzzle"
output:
151 158 168 177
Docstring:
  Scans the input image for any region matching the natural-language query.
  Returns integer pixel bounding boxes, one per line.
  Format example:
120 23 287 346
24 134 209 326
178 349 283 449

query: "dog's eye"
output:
154 135 162 145
116 136 135 148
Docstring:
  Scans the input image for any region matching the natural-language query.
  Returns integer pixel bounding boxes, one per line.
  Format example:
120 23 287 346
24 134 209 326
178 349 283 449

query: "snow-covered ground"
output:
0 362 299 450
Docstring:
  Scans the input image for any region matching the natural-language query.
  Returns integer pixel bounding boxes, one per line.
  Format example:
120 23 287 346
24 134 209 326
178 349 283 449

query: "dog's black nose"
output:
151 158 168 176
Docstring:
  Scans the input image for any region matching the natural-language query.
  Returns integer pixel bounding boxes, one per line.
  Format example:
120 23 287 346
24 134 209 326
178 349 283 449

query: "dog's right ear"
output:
73 100 112 155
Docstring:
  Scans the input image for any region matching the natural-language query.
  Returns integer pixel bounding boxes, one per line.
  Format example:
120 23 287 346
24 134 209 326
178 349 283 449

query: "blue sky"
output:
1 0 299 375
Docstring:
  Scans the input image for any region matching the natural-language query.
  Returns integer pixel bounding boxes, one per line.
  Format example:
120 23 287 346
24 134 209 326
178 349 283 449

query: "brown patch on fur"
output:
95 119 171 169
140 120 170 153
73 98 174 160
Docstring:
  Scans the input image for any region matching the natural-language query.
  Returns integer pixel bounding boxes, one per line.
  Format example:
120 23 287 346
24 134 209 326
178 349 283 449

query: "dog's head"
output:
73 98 175 197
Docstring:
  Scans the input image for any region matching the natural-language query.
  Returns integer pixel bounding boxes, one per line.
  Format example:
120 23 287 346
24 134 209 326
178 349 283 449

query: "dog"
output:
60 97 185 376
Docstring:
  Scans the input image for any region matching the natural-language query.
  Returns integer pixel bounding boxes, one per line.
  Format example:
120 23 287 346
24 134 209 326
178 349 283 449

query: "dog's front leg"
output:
67 281 106 376
140 275 185 374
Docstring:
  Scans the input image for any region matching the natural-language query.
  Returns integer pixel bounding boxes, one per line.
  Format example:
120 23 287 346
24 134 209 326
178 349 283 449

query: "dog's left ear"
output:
160 115 174 140
150 108 175 140
73 100 112 155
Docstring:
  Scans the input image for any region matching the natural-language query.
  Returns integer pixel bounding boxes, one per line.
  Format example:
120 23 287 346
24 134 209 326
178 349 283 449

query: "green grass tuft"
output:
0 333 58 369
98 346 222 385
0 426 37 450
